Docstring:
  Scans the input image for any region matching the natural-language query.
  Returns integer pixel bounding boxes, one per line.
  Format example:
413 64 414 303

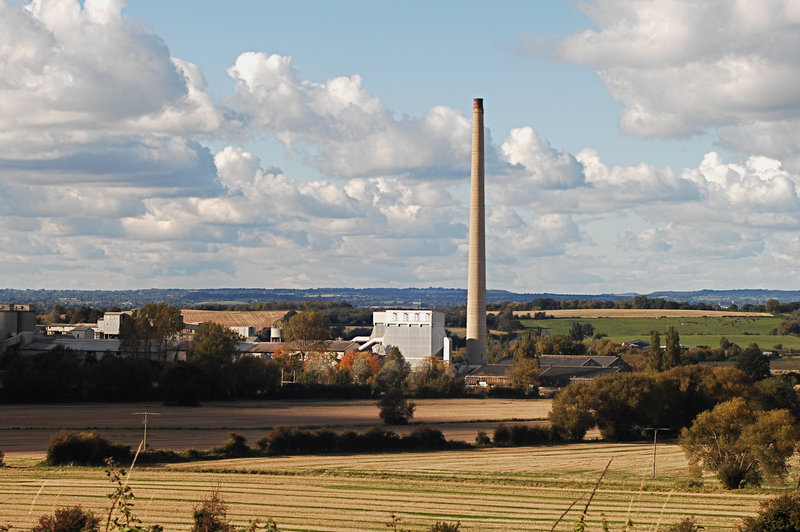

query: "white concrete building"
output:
96 312 124 338
361 309 451 367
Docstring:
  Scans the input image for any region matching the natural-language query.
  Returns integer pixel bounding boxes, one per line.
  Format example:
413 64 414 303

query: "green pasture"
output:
520 315 800 350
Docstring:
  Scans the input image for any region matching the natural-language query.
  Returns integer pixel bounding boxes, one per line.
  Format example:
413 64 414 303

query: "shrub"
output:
0 449 5 467
378 388 415 425
493 424 555 447
211 432 251 458
475 431 491 447
31 505 100 532
46 431 131 466
192 489 233 532
430 522 461 532
493 424 512 446
740 491 800 531
402 427 448 450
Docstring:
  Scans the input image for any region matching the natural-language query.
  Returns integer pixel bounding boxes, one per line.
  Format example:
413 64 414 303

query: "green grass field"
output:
520 315 800 350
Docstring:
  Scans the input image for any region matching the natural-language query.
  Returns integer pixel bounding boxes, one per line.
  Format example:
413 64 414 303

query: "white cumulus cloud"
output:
228 52 471 177
551 0 800 166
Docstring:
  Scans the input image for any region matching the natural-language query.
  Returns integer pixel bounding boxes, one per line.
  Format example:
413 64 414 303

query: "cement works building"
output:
355 309 451 368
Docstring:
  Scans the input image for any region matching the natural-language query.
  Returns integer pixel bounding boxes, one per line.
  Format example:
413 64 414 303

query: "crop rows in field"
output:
0 444 775 531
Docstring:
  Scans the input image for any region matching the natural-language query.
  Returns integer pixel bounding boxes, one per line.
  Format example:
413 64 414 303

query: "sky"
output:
3 0 800 294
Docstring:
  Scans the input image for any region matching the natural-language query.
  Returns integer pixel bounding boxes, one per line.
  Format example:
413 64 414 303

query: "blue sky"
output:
2 0 800 294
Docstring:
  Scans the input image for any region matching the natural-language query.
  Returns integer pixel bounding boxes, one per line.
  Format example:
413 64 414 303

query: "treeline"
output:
37 304 117 325
548 366 800 441
189 300 353 312
45 426 467 467
0 349 469 404
503 295 732 312
0 349 283 403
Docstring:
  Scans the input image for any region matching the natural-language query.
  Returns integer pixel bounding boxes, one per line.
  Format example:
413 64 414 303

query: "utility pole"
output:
643 427 670 479
133 412 160 449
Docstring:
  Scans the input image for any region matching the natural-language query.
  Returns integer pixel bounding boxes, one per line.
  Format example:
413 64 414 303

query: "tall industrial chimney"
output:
466 98 487 366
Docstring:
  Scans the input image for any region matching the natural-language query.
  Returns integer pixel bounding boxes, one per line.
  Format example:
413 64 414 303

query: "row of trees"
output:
548 366 800 488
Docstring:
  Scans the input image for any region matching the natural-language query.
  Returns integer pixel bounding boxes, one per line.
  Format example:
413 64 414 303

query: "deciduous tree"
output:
678 398 799 489
283 311 330 359
509 357 539 392
119 303 183 358
378 388 415 425
736 342 770 381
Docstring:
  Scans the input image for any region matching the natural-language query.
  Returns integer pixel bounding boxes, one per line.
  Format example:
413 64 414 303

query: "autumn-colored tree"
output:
338 350 381 384
303 350 337 384
273 345 302 381
679 398 799 489
509 357 539 391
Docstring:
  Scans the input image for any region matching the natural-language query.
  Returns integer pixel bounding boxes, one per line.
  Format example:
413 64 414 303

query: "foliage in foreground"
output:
31 505 100 532
679 398 799 489
47 431 131 466
739 491 800 531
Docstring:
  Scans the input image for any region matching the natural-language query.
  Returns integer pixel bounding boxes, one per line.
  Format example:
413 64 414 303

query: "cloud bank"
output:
3 0 800 293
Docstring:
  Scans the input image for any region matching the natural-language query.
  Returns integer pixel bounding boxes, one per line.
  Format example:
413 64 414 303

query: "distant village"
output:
0 302 632 393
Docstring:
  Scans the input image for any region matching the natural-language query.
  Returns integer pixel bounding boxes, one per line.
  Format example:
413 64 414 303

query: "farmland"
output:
518 310 800 350
0 443 780 531
0 399 553 456
0 399 791 530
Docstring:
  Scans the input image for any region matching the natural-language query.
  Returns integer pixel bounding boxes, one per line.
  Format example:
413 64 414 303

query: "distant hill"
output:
1 287 798 311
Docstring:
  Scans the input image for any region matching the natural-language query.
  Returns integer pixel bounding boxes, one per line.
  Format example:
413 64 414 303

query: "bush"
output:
475 431 491 447
740 491 800 531
492 424 555 447
46 431 131 466
378 388 415 425
31 505 100 532
211 432 251 458
0 449 5 467
402 427 448 451
256 425 452 456
192 489 233 532
430 522 460 532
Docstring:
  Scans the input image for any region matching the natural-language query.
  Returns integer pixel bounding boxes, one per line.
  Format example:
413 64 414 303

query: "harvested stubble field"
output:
0 399 553 456
0 443 776 531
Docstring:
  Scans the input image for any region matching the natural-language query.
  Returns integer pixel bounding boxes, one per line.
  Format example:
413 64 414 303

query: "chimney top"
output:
473 98 483 111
